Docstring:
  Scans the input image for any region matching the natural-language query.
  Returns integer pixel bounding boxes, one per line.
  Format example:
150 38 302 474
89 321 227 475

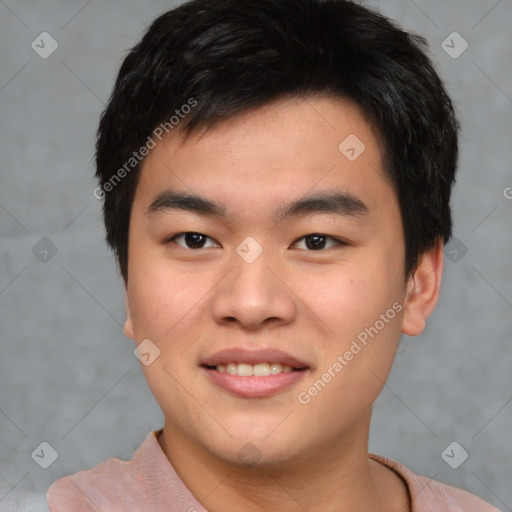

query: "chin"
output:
214 438 306 470
206 420 312 468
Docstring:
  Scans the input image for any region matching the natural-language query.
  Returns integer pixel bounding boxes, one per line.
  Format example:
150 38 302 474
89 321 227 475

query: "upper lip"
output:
201 348 310 369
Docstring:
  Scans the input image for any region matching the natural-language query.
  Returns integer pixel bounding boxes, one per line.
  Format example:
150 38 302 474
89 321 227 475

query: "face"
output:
124 96 427 467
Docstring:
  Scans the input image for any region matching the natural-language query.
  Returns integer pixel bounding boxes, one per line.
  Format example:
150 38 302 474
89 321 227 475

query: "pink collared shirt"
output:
47 430 501 512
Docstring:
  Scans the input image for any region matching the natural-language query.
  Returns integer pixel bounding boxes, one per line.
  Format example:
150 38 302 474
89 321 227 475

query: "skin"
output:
123 95 444 512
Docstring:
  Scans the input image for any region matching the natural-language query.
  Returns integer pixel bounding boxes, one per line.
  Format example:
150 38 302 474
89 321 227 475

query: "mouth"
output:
201 348 310 398
203 362 306 376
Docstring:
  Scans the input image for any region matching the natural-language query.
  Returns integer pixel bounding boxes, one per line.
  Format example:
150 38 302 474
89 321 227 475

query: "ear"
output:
401 238 444 336
123 291 135 339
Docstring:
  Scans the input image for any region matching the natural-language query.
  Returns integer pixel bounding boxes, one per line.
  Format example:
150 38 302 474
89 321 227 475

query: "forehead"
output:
134 96 395 225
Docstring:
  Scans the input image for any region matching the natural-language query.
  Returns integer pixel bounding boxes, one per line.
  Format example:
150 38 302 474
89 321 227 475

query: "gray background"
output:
1 0 511 510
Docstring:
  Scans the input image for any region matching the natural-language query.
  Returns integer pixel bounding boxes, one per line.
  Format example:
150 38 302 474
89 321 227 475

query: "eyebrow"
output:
146 188 369 222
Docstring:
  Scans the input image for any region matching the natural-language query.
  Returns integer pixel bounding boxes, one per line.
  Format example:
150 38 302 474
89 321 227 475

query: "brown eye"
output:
293 234 345 251
167 232 218 249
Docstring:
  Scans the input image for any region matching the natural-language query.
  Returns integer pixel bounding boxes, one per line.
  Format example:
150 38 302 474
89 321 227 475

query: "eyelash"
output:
164 232 348 251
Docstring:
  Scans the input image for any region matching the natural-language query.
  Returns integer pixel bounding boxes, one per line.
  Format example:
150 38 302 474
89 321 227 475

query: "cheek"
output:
128 262 213 419
296 260 405 398
127 257 206 341
296 310 403 429
296 261 396 341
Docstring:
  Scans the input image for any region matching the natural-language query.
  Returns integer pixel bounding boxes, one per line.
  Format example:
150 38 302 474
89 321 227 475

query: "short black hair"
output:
95 0 459 284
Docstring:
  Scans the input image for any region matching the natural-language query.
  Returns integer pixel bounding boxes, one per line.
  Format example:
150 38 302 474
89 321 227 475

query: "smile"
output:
201 348 311 397
212 362 296 376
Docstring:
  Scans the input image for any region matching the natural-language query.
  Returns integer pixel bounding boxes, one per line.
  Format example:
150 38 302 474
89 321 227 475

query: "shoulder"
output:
412 474 502 512
46 429 205 512
46 452 136 512
46 432 156 512
369 453 502 512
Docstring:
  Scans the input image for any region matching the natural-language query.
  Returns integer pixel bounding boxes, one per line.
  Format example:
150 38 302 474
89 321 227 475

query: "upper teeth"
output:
216 362 294 377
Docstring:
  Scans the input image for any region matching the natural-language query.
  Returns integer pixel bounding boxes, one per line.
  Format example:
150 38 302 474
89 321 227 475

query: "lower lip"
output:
203 367 308 398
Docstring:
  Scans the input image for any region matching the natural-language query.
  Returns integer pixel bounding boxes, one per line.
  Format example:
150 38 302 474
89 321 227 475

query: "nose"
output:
211 248 297 331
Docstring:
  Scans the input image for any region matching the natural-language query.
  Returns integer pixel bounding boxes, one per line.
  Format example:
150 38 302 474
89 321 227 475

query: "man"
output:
47 0 500 510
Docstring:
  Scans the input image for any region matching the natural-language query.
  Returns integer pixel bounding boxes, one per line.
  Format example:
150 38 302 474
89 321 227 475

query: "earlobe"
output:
123 292 135 339
401 239 444 336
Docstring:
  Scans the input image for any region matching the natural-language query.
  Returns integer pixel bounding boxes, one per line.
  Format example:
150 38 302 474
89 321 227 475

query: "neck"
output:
158 411 410 512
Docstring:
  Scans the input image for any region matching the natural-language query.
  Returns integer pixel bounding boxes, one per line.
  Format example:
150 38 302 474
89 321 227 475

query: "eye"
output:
292 233 346 251
166 232 219 249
